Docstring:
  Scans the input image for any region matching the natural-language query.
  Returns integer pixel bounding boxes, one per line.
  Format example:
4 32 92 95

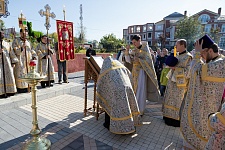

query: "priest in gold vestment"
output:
35 35 55 88
0 31 18 98
96 56 141 134
12 29 37 93
181 35 225 150
125 35 160 115
162 39 192 127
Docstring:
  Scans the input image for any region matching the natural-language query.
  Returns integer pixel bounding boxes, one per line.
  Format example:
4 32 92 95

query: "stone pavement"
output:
0 71 184 150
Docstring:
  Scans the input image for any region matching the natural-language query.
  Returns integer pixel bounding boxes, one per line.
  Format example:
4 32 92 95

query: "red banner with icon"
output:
56 20 74 61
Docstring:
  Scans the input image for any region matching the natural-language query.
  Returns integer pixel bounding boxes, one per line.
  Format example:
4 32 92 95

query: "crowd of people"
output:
0 28 67 98
1 26 225 149
98 34 225 149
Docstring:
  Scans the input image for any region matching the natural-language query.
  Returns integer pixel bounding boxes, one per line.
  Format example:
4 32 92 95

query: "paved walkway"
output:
0 71 184 150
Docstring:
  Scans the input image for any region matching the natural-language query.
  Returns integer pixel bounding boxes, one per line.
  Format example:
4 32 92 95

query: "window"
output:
219 36 225 48
156 24 163 30
198 14 210 24
214 24 218 30
221 24 225 33
123 29 128 35
204 24 211 33
136 26 140 32
143 34 146 40
143 25 146 32
155 32 163 39
148 32 152 38
148 41 152 46
147 24 153 31
130 27 134 33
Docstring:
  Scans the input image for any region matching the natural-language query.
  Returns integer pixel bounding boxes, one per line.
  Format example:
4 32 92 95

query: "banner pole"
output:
63 5 68 83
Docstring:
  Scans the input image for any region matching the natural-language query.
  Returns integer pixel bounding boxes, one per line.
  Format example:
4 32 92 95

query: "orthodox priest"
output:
162 39 192 127
96 56 141 134
125 34 160 115
12 28 37 93
205 102 225 150
0 30 18 98
180 35 225 150
35 35 55 88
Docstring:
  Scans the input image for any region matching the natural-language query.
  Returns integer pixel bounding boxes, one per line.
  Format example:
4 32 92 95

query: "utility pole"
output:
79 4 84 45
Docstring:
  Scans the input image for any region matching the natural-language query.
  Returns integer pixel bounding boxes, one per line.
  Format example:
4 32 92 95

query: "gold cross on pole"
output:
39 4 56 30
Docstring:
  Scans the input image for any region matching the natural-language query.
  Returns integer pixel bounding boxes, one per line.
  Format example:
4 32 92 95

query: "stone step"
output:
0 82 83 112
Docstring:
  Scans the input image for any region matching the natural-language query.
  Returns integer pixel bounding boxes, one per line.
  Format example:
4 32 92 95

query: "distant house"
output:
123 8 225 50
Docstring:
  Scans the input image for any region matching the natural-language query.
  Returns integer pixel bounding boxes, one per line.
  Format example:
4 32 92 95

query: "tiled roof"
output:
164 12 184 18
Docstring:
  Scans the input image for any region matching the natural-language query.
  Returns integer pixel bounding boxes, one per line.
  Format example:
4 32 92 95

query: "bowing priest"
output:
96 56 141 134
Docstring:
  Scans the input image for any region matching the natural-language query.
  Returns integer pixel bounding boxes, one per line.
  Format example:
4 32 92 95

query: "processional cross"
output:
38 4 56 87
39 4 56 30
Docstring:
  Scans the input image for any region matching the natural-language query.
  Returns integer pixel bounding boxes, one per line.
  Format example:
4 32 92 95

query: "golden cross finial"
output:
39 4 56 30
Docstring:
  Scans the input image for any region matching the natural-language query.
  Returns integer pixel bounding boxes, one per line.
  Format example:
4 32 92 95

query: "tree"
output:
49 32 58 43
0 19 5 29
209 27 221 45
100 33 124 53
175 16 203 51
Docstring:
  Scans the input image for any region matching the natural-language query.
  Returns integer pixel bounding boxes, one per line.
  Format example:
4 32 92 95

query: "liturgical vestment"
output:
162 51 192 122
12 37 37 89
181 53 225 150
96 56 141 134
0 40 18 95
125 42 160 114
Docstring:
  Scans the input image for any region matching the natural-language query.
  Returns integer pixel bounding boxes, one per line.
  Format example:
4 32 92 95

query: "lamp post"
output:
21 62 50 150
0 0 10 18
63 5 66 21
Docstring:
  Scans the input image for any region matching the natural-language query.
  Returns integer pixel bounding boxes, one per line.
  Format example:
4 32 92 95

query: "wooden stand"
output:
83 57 104 120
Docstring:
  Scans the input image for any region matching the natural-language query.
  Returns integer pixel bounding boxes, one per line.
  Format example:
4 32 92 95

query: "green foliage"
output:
209 27 221 44
100 33 124 53
27 21 44 46
99 48 106 53
0 19 5 29
175 16 203 51
75 46 85 53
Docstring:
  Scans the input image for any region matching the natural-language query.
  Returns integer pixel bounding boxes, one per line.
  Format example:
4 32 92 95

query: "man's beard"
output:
205 53 212 63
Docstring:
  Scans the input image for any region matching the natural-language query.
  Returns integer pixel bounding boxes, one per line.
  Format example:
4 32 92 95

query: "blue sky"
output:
1 0 225 42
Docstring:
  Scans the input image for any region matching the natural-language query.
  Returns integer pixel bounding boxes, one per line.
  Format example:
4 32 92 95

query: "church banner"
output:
56 20 74 61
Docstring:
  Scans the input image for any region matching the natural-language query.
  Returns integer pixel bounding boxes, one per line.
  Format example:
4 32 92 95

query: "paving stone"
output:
0 71 184 149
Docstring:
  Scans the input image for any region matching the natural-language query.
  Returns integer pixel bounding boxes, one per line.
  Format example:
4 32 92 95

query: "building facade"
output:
123 8 225 50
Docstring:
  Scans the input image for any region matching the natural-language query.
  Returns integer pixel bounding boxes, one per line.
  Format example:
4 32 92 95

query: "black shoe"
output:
58 81 62 84
103 123 109 130
7 93 15 97
46 82 53 87
41 82 46 88
63 81 69 83
0 94 8 98
17 88 28 93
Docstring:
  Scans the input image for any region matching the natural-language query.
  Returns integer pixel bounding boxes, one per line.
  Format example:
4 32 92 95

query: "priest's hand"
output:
194 39 203 52
125 45 130 55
